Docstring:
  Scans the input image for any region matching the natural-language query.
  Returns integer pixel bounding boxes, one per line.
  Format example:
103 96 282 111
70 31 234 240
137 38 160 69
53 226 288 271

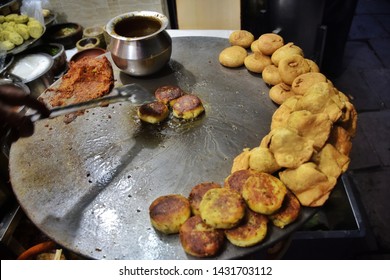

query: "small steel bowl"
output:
105 11 172 76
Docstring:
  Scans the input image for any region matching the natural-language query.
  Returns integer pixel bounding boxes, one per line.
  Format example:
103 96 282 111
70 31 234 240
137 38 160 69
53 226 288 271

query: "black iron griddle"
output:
9 37 316 259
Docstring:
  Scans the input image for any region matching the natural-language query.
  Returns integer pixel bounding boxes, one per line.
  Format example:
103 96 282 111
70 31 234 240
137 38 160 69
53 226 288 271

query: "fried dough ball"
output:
179 215 225 257
244 52 272 73
257 33 284 55
248 147 280 174
172 94 205 120
137 101 169 124
269 190 301 228
225 209 269 247
231 148 251 172
306 58 320 72
250 39 260 52
224 169 257 194
229 30 254 48
219 45 247 68
271 42 304 66
267 127 315 169
155 85 185 106
262 64 282 86
279 162 337 207
188 182 222 215
242 172 287 215
149 194 191 234
337 101 358 137
291 72 328 95
269 83 296 105
278 54 311 85
199 188 246 229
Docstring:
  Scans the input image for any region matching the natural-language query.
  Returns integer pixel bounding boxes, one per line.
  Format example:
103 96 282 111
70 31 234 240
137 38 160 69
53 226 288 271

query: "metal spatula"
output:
29 83 154 122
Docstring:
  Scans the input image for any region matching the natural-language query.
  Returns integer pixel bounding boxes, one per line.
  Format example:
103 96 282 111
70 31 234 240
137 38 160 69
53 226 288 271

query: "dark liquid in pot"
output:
114 16 161 38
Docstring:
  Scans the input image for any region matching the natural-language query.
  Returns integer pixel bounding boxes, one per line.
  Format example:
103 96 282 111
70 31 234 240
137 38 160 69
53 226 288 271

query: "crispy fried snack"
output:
270 95 301 130
257 33 284 56
199 188 246 229
269 190 301 228
286 110 332 150
267 127 315 169
271 42 304 66
188 182 222 215
225 209 269 247
219 45 248 68
269 83 295 105
242 172 287 215
312 143 350 179
262 64 282 86
231 148 251 172
229 30 255 48
328 125 353 156
179 215 225 257
248 146 281 174
244 52 272 73
291 72 328 96
279 162 337 207
149 194 191 234
224 169 257 195
278 54 311 85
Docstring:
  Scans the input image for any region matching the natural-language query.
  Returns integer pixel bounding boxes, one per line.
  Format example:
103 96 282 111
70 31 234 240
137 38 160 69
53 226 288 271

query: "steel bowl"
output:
105 11 172 76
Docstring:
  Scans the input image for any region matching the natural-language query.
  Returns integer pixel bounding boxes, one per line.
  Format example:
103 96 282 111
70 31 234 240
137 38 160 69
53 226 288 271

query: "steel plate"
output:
9 37 316 259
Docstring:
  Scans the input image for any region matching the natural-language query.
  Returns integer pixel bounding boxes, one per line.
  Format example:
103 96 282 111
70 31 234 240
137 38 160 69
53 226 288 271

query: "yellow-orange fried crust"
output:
269 190 301 228
137 101 169 124
199 188 246 229
242 172 287 215
224 169 257 195
172 94 205 119
154 85 185 106
225 209 268 247
188 182 222 215
179 215 225 257
149 194 191 234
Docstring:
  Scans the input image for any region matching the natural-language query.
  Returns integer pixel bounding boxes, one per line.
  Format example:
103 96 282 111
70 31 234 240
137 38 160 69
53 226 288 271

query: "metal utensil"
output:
29 83 154 122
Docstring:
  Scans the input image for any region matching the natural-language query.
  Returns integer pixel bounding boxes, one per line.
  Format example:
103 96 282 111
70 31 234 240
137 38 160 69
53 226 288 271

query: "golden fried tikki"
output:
199 188 246 229
286 110 332 150
244 52 272 73
229 30 255 48
231 148 251 172
305 59 320 72
219 45 248 68
279 162 337 207
278 54 311 85
225 209 268 247
269 190 301 228
295 82 344 122
179 215 225 257
188 182 222 216
262 64 282 86
224 169 257 194
328 125 353 156
291 72 328 96
269 83 296 105
149 194 191 234
242 172 287 215
137 101 169 124
257 33 284 56
155 85 185 106
312 143 350 179
248 147 280 174
267 127 315 169
172 94 205 120
271 42 304 66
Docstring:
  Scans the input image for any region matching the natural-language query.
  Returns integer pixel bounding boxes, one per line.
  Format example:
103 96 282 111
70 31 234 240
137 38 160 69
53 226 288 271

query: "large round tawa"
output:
9 37 316 259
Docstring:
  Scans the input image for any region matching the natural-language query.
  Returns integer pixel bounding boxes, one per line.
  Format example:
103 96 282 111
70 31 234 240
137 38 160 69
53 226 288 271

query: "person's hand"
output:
0 83 50 142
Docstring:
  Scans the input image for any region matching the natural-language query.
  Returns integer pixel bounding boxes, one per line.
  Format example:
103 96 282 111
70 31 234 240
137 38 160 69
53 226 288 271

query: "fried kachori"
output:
229 30 255 48
219 45 248 68
278 54 311 85
244 52 272 73
271 42 304 66
257 33 284 56
248 146 280 174
269 83 296 105
262 64 282 86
